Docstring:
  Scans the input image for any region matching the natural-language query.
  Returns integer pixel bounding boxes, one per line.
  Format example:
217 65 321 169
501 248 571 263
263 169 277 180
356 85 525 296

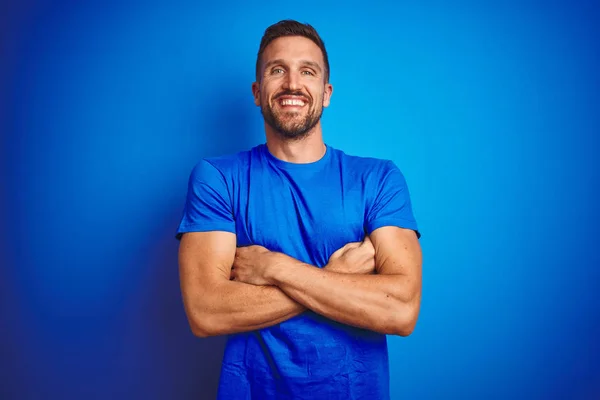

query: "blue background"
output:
1 1 599 399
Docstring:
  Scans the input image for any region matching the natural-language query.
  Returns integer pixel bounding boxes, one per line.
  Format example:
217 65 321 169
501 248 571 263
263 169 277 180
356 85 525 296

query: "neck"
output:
264 122 326 163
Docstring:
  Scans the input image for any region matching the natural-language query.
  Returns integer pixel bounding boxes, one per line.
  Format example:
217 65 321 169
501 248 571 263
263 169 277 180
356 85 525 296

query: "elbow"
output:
383 317 417 337
393 318 417 337
182 290 226 338
187 311 222 338
385 300 420 337
190 322 212 338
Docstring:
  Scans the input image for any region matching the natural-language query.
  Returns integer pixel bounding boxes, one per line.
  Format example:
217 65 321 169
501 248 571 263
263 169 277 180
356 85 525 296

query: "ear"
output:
251 81 261 106
322 83 333 108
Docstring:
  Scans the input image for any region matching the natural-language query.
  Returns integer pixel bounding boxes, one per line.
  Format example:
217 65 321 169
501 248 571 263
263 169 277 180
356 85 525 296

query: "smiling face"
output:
252 36 333 140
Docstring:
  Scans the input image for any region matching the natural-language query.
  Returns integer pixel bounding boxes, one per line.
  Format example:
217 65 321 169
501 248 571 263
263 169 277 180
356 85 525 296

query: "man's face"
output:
252 36 333 140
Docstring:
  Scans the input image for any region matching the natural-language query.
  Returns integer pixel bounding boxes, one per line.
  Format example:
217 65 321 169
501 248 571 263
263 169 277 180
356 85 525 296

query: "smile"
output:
278 97 306 107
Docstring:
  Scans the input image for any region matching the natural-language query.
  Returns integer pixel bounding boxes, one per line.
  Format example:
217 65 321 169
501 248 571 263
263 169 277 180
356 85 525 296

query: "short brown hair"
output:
256 20 330 82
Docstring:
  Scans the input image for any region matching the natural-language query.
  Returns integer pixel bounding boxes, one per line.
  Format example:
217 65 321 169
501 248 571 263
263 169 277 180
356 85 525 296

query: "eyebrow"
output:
301 60 322 72
264 59 323 73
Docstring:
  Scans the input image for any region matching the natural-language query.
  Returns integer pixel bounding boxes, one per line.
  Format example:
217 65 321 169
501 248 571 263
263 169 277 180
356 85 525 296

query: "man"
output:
177 20 422 400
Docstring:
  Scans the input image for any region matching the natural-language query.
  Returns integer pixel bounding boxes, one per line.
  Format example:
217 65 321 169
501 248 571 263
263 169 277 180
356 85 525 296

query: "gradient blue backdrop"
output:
1 1 599 399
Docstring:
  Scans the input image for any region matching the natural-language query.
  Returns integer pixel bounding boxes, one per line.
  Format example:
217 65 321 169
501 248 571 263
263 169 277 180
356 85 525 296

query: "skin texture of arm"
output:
178 231 305 337
178 231 375 337
234 226 422 336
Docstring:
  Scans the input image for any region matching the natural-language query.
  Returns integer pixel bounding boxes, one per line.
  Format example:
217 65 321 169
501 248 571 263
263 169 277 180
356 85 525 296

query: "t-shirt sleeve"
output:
175 160 236 240
365 161 421 238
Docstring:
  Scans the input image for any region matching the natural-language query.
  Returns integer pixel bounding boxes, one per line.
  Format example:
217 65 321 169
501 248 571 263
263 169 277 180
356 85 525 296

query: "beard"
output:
261 92 323 140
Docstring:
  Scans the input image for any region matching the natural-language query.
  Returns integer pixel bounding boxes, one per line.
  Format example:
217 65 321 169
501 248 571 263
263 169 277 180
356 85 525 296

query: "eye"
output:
271 68 285 75
301 70 315 76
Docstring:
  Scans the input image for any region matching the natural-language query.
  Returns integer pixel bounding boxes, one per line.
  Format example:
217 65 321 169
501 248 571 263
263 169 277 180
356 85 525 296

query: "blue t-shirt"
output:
177 144 419 400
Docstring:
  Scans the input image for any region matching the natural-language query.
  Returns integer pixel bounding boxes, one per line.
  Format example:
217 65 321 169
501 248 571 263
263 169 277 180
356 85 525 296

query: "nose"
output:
282 70 301 91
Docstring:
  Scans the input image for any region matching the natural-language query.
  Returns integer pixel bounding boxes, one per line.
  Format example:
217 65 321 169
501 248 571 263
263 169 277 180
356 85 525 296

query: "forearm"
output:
268 258 419 335
187 280 305 337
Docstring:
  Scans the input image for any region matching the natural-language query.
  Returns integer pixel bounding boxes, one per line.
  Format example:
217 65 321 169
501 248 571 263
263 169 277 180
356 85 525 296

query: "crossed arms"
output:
178 226 422 337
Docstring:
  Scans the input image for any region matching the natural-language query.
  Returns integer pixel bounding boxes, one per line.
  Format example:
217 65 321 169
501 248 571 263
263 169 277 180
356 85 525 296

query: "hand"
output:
325 236 376 274
232 245 280 286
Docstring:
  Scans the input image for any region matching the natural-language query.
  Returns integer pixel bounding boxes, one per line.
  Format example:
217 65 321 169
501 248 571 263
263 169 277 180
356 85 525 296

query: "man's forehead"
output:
262 36 324 65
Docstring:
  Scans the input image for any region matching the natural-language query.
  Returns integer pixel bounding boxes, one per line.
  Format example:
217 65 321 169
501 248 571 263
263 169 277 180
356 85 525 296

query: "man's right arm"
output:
179 230 376 337
178 230 306 337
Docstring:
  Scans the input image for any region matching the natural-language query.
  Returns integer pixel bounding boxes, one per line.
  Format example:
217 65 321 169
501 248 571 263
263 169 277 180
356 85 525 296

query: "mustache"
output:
275 91 310 101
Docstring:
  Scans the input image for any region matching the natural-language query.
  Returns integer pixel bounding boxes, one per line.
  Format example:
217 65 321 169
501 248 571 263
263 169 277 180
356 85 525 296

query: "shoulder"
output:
329 146 401 179
203 145 259 173
189 145 262 181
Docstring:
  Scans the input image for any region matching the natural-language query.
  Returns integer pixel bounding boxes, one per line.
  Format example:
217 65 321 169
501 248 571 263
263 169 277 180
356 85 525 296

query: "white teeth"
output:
280 98 305 106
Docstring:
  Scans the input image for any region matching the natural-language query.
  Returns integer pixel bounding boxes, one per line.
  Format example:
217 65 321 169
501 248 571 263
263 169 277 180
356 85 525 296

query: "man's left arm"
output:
239 226 422 336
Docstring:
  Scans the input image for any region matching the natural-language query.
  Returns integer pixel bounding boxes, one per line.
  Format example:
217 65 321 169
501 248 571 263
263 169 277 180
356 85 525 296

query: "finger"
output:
361 236 375 252
332 242 356 257
330 246 346 259
345 242 361 250
248 245 268 252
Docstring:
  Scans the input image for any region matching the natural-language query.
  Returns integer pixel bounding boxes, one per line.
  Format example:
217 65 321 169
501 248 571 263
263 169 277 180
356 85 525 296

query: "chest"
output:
233 167 367 266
